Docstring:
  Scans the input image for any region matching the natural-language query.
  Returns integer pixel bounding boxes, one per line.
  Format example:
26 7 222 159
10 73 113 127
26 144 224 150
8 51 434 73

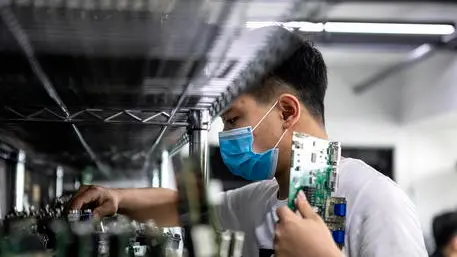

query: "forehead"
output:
221 95 257 116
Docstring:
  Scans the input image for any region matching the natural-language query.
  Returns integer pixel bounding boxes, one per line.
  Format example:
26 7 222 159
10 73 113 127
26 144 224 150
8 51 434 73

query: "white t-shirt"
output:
215 158 428 257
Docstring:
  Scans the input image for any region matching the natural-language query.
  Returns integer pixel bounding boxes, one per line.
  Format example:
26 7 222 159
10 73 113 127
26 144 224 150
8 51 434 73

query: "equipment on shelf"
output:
0 195 175 257
0 158 244 257
1 206 179 257
288 132 347 249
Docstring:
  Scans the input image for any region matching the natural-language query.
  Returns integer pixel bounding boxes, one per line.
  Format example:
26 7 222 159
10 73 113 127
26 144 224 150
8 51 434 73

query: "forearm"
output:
116 187 179 226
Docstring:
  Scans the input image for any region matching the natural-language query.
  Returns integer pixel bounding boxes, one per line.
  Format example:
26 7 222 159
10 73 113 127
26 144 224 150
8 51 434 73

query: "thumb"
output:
295 190 318 219
276 205 295 221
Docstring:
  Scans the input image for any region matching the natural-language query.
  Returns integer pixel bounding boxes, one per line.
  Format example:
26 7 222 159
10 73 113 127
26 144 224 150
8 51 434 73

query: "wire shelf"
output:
0 0 301 177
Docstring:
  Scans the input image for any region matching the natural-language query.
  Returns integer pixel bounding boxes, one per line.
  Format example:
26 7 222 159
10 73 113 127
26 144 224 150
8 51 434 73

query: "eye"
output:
225 116 239 126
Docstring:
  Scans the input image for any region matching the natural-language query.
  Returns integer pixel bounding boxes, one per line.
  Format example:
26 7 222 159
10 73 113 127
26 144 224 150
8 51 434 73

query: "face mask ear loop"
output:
274 129 288 148
253 101 279 131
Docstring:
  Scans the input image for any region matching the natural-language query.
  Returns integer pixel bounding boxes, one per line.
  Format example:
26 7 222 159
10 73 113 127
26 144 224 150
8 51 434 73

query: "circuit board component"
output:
288 132 346 249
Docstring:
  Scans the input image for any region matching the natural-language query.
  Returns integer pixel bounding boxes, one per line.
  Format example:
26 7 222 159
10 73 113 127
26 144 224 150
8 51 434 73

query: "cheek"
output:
252 133 267 153
252 126 282 153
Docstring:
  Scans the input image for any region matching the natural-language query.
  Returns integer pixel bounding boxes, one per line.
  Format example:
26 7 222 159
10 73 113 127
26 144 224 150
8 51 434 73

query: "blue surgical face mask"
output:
218 102 287 181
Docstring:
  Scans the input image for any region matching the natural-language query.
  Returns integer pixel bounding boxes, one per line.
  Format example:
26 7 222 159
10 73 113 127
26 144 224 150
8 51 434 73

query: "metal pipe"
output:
56 166 64 198
187 109 211 184
152 166 160 188
14 150 26 212
0 118 189 127
354 33 457 94
0 159 6 219
353 43 435 93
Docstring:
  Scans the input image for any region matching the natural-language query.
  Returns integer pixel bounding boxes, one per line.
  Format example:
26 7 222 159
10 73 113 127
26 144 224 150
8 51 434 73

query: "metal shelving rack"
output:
0 0 301 183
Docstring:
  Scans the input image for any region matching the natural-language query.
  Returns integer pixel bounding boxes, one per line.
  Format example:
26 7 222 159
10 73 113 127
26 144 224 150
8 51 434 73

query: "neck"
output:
444 252 457 257
276 170 290 200
443 248 457 257
276 119 328 200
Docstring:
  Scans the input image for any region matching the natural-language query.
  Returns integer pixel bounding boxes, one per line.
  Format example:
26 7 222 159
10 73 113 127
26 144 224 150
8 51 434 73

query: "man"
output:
431 211 457 257
70 28 427 257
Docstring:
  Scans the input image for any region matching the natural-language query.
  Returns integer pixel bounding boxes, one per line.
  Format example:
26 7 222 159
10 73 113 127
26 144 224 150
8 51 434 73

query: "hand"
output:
274 191 342 257
69 185 121 219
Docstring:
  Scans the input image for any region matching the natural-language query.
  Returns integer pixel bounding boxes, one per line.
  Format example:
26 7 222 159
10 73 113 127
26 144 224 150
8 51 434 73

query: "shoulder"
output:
217 180 278 229
337 158 421 233
337 158 406 203
225 180 278 201
337 159 427 256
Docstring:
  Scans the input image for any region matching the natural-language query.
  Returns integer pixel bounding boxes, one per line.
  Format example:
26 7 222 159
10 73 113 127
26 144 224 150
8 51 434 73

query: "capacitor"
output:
332 230 345 245
67 210 81 222
334 203 346 217
80 209 93 221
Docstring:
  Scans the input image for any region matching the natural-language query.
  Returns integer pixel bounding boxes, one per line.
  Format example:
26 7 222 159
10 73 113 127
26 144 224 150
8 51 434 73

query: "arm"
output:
70 182 252 229
117 188 179 226
70 186 179 227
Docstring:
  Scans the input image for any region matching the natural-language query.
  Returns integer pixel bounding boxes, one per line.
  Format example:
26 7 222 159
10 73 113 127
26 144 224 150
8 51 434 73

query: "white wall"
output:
324 63 415 187
325 64 403 123
401 53 457 124
325 52 457 187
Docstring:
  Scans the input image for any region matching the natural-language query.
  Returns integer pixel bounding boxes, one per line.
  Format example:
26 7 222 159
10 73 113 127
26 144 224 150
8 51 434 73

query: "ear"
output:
277 93 301 129
450 236 457 251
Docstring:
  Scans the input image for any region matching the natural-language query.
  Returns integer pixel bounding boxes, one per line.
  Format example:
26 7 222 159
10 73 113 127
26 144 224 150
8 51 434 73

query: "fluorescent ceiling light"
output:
246 21 455 36
283 21 324 32
324 22 455 35
245 21 323 32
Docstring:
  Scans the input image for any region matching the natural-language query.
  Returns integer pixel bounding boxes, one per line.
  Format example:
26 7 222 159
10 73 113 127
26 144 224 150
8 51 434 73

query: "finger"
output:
69 187 102 210
276 206 295 221
295 190 318 220
71 185 93 200
93 201 116 218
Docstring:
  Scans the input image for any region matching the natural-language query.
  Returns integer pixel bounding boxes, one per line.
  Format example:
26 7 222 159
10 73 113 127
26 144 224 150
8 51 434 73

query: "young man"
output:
70 28 428 257
431 211 457 257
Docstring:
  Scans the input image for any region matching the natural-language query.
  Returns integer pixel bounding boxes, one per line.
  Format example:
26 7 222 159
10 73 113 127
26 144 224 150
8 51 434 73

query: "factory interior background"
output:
0 0 457 255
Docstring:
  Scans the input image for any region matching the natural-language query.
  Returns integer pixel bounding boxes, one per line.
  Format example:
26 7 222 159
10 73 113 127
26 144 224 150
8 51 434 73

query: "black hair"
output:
432 211 457 256
245 29 328 125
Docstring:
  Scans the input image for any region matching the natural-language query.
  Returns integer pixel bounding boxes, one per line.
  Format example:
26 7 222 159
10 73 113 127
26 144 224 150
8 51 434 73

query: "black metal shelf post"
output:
187 109 211 184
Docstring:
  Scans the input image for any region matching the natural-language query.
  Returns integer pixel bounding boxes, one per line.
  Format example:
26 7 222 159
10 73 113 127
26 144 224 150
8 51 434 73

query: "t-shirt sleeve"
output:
215 182 261 231
216 189 241 230
354 178 428 257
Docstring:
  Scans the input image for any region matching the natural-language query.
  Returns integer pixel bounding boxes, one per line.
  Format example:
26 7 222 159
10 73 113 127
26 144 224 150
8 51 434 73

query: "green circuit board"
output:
287 132 341 211
288 166 334 214
287 132 346 248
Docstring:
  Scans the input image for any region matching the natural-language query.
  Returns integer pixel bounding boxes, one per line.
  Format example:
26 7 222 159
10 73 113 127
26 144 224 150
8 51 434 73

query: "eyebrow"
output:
220 107 233 119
